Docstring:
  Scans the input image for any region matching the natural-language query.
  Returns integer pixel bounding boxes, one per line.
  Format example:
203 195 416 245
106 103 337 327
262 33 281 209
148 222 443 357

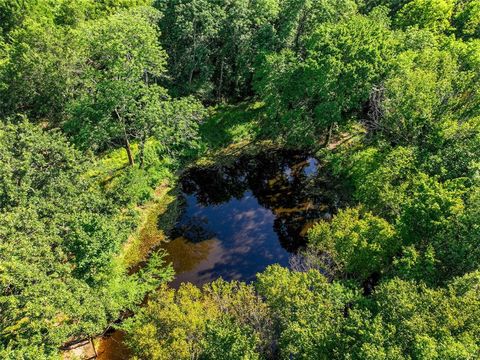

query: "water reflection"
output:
97 331 129 360
163 150 341 288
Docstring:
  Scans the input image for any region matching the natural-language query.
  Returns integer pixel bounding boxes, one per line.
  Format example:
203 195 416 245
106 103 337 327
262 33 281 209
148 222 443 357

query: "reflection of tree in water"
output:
162 236 216 273
170 215 215 243
181 166 248 205
178 150 343 253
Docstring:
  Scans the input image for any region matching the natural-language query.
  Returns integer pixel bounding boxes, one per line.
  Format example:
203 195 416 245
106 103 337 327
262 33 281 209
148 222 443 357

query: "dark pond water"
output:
162 149 342 288
97 149 344 359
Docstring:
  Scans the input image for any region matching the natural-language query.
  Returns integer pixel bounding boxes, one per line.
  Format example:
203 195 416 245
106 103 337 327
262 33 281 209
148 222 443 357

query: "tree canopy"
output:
1 0 479 358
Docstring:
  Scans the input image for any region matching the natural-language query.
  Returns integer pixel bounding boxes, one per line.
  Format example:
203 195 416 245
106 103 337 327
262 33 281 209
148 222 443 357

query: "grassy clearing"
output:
86 140 175 185
194 101 287 167
199 101 265 151
194 101 341 168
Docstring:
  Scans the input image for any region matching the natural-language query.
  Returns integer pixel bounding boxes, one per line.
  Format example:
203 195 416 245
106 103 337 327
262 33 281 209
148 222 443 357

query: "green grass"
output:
86 139 174 182
119 183 182 270
199 101 266 152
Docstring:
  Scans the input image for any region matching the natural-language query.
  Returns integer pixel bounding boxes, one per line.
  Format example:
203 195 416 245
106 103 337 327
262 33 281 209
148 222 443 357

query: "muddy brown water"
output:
98 149 343 359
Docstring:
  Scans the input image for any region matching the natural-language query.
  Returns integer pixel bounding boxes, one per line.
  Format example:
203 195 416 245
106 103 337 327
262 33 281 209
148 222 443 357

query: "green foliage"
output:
201 318 260 360
0 19 81 123
154 0 279 100
0 119 172 356
2 0 480 358
376 45 479 146
65 8 166 159
155 96 206 158
155 0 221 98
0 344 57 360
395 175 479 284
350 274 480 359
266 0 358 54
308 207 397 282
392 244 439 284
126 267 480 360
255 9 395 142
95 0 153 13
454 0 480 38
123 280 270 360
256 266 357 359
0 0 153 36
0 0 54 36
399 174 466 247
62 7 205 166
332 146 417 219
423 116 480 181
395 0 455 32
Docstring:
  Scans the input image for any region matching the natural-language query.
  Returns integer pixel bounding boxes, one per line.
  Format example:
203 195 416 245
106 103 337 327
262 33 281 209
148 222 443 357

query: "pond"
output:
163 149 342 288
97 149 343 359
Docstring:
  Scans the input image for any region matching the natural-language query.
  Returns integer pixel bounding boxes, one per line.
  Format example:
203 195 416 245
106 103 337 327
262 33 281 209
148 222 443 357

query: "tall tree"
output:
255 9 395 143
66 8 167 165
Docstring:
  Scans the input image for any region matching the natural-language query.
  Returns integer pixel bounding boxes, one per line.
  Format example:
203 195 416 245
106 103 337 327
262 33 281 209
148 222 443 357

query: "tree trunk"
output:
294 7 308 54
90 337 98 358
125 137 134 166
139 133 146 169
324 122 334 147
218 57 224 101
115 108 135 166
189 20 197 87
189 66 195 86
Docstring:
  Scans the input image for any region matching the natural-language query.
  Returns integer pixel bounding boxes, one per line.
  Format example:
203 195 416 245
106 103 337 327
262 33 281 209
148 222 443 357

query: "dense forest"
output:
0 0 479 359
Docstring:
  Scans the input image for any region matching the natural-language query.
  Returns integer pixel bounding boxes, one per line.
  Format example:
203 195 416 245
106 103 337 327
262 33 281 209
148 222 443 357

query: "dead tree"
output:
365 84 385 134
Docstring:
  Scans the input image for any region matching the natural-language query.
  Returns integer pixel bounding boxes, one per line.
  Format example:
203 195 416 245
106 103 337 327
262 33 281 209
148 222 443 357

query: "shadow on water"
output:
161 149 344 288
